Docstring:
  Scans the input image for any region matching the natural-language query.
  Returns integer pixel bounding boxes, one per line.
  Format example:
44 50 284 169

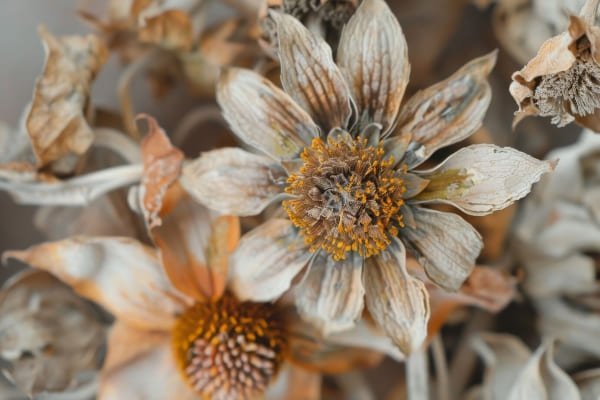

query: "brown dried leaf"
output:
138 9 194 52
27 27 108 167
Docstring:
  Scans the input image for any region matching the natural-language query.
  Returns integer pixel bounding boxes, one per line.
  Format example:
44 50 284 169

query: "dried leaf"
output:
27 27 108 167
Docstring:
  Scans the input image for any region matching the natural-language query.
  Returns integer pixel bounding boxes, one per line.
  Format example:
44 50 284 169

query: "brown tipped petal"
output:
271 12 351 132
295 252 365 335
402 207 483 291
217 68 319 161
396 52 496 167
413 145 555 216
151 188 239 302
99 323 196 400
5 237 187 331
364 239 430 355
230 219 312 302
337 0 409 133
180 148 286 216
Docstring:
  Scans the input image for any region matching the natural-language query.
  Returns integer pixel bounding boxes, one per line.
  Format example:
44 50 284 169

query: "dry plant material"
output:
27 27 108 169
0 270 105 397
183 0 553 357
510 0 600 130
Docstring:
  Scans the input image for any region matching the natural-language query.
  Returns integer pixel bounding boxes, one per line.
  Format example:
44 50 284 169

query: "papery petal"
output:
396 52 496 167
295 252 365 335
364 239 429 355
412 144 555 215
4 237 187 330
99 323 196 400
0 164 143 206
337 0 409 133
272 11 351 132
402 207 483 291
265 364 321 400
230 219 311 301
217 67 318 161
180 148 286 216
152 186 239 302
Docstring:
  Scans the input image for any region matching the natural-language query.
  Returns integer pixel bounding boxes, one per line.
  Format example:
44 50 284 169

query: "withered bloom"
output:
510 0 600 130
182 0 553 354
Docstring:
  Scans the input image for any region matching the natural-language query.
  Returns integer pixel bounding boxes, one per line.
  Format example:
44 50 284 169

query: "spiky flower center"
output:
533 55 600 127
171 294 286 400
283 136 406 261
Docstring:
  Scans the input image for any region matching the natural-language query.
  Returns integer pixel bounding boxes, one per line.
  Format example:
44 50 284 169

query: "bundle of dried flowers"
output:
510 0 600 130
182 0 553 355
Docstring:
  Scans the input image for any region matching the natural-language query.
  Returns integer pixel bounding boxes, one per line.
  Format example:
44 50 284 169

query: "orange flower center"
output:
171 294 287 399
283 136 406 261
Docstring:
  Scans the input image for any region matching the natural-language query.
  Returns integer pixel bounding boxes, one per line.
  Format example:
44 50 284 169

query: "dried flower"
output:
510 0 600 130
4 116 401 400
0 269 105 398
515 130 600 362
181 0 553 354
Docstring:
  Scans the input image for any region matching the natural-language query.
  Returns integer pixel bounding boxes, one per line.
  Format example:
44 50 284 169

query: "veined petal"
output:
99 323 196 400
402 207 483 291
337 0 409 133
396 52 496 167
364 239 429 355
217 67 318 161
180 148 286 216
230 219 312 302
412 144 556 216
295 252 365 335
152 186 239 302
4 237 187 331
272 11 351 132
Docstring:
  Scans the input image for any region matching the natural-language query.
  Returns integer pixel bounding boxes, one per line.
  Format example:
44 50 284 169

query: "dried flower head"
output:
510 0 600 130
182 0 553 355
4 117 401 399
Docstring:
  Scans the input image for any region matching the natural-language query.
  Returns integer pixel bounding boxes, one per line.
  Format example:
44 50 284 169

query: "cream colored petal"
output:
99 323 196 400
217 67 318 161
402 207 483 291
0 164 143 206
152 187 239 302
265 363 321 400
180 148 286 216
230 218 311 302
396 52 496 167
364 239 429 355
27 27 108 168
413 144 555 216
272 11 351 132
295 252 365 335
5 237 187 331
337 0 409 133
575 369 600 400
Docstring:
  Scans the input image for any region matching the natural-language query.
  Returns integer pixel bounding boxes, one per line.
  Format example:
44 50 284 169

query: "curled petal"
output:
272 11 351 132
364 239 429 355
295 252 365 335
230 219 312 302
4 237 187 331
337 0 409 133
152 186 239 302
99 323 196 400
180 148 286 216
396 51 496 167
402 207 483 291
413 144 556 216
217 67 318 161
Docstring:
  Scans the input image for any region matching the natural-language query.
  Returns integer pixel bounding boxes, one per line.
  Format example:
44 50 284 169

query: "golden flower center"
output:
171 294 287 400
283 136 406 261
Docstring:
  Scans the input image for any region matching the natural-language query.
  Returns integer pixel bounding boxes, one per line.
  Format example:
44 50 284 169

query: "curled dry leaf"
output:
510 0 600 130
27 27 108 168
0 269 105 396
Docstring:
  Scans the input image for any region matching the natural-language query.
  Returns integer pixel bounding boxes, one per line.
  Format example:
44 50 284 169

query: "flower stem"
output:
407 348 429 400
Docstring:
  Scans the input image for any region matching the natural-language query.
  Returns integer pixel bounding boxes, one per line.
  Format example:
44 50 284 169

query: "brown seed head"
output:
283 135 406 261
171 294 287 400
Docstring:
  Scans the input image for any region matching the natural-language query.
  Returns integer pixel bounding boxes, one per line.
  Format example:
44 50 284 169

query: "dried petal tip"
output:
172 294 287 400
